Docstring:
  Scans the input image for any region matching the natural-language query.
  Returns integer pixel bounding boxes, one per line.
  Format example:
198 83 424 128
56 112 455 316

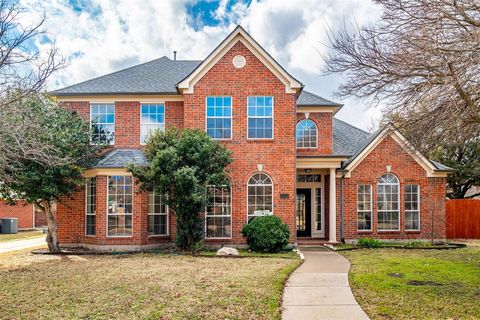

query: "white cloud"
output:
19 0 382 130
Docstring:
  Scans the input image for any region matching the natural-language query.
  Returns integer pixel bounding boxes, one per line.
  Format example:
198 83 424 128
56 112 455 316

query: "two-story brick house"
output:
51 26 451 250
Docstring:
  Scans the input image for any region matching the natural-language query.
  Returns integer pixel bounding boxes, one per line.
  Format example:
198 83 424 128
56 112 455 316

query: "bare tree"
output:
0 0 64 185
324 0 480 144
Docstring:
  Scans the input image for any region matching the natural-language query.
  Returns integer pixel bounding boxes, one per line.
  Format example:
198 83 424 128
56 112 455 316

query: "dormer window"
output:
296 119 317 148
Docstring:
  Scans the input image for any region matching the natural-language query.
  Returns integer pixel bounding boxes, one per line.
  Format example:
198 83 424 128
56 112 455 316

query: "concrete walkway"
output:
282 246 370 320
0 237 46 253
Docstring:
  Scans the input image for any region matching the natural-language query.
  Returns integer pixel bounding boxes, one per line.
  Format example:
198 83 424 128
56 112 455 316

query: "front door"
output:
296 189 311 237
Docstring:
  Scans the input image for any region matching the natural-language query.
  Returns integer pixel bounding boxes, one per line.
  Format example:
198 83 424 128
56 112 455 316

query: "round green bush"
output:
241 216 291 253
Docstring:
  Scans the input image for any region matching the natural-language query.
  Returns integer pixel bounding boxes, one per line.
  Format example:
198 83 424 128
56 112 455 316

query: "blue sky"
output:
20 0 382 130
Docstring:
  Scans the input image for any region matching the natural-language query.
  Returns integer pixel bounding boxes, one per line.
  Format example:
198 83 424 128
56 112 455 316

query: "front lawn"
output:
0 230 45 242
341 243 480 319
0 250 300 320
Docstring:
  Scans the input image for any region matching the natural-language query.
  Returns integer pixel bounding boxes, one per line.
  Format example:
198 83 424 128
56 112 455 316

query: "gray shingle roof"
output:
297 90 342 106
333 118 371 156
94 149 149 168
431 160 454 171
52 57 202 95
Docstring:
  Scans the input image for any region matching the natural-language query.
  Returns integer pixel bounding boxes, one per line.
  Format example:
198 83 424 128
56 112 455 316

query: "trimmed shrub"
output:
241 216 290 253
357 237 383 248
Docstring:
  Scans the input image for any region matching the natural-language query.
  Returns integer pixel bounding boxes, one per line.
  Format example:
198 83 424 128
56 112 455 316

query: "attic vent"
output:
232 55 246 68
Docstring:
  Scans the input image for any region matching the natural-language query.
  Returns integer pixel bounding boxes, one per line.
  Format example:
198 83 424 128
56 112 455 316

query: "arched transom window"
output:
247 173 273 222
377 173 400 231
296 119 318 148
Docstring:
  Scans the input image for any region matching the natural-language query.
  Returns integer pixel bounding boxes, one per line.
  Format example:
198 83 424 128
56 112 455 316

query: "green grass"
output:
0 251 300 320
341 244 480 319
0 230 45 242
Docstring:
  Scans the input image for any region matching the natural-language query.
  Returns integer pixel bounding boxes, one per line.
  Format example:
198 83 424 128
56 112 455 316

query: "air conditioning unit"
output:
0 218 18 234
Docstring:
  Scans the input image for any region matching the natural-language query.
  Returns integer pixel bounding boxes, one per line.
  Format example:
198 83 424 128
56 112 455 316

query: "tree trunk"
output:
42 200 60 252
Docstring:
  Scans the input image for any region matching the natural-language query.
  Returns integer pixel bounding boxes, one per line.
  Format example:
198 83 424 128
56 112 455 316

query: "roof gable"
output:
177 25 303 94
342 125 451 177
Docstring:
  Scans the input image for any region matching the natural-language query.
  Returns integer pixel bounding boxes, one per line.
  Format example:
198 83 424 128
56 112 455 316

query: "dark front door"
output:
296 189 311 237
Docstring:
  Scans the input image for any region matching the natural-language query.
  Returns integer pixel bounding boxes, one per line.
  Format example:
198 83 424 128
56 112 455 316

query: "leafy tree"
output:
431 141 480 199
129 128 232 251
0 95 102 252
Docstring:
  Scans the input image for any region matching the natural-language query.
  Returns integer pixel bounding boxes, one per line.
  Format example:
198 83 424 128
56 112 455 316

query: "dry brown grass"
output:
0 251 300 320
0 230 45 242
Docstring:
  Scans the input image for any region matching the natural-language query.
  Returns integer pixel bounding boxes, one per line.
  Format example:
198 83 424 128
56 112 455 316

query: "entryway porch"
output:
296 156 345 243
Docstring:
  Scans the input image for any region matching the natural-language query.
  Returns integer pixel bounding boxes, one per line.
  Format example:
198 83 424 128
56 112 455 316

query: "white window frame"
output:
85 177 96 236
205 96 233 140
205 184 232 239
357 184 373 231
247 173 274 222
106 175 133 238
296 119 318 149
405 184 421 231
90 103 115 145
377 173 400 231
314 187 323 232
247 96 274 140
140 103 165 145
147 189 169 236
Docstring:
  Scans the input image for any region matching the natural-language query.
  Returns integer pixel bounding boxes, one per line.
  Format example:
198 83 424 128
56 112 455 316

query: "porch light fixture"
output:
304 169 312 173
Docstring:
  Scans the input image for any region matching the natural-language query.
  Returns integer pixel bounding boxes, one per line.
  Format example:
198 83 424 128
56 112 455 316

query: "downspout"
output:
340 173 345 244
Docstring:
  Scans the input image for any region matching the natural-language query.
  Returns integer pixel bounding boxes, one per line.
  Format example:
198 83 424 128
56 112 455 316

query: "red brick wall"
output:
0 201 33 229
296 113 333 155
183 41 297 243
61 100 185 148
57 176 176 246
338 135 447 241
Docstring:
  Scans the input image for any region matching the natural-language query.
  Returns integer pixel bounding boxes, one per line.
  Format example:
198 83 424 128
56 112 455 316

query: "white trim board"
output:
342 126 449 178
177 26 302 94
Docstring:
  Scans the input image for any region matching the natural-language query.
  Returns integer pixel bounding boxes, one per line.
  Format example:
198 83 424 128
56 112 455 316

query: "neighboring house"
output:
51 26 451 250
0 201 46 229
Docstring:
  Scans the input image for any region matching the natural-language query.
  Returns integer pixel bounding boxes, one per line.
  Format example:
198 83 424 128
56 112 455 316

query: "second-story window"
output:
91 104 115 144
206 96 232 139
141 104 165 144
248 96 273 139
296 119 318 148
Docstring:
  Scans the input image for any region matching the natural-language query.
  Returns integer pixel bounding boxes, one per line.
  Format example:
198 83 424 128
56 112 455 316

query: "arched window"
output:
296 119 318 148
247 173 273 222
377 173 400 231
205 182 232 238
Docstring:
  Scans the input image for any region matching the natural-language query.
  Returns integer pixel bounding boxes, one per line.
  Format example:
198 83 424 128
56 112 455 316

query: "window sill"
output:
148 235 169 238
246 139 275 143
377 230 401 233
405 230 421 233
357 230 373 233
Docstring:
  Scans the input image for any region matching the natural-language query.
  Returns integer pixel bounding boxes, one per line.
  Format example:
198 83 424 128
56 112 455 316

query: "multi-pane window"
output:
377 174 400 231
85 178 96 236
297 174 321 183
107 176 133 237
315 188 322 231
90 104 115 144
206 96 232 139
141 104 165 144
148 189 168 236
357 185 372 231
296 119 318 148
405 185 420 231
248 96 273 139
247 173 273 222
206 184 232 238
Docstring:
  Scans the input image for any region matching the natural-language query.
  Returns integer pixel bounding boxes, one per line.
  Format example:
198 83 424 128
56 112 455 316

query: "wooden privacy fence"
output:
446 199 480 239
